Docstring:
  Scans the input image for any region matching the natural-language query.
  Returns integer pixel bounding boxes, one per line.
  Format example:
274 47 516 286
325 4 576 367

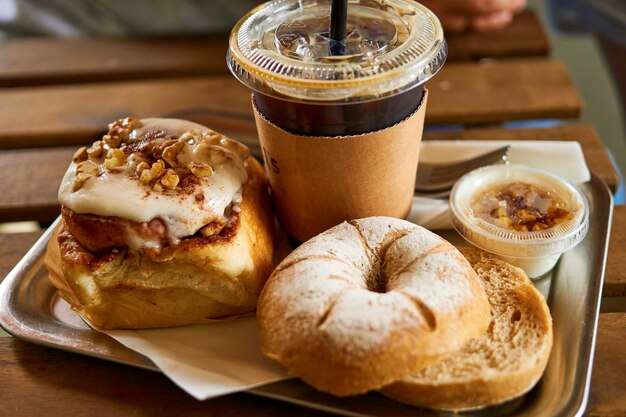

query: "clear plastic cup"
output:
449 164 589 279
226 0 447 240
227 0 446 136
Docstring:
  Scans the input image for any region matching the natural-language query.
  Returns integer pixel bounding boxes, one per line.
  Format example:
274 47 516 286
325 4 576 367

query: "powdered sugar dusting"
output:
259 217 490 374
391 251 477 314
319 290 424 354
279 222 372 274
352 217 419 253
383 230 444 279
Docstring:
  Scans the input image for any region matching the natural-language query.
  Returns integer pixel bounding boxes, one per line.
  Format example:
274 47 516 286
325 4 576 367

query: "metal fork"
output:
415 145 510 198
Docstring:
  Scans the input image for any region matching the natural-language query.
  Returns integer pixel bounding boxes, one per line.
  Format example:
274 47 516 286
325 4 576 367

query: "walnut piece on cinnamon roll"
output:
45 117 275 329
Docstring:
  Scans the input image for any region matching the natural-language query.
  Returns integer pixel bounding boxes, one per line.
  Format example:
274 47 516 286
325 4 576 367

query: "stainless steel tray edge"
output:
556 174 612 417
0 217 160 372
0 174 613 417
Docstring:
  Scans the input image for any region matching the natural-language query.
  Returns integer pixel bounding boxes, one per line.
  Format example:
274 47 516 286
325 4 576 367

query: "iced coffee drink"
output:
228 0 446 240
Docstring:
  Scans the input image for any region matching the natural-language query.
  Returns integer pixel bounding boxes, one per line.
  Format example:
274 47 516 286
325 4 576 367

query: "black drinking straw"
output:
329 0 348 56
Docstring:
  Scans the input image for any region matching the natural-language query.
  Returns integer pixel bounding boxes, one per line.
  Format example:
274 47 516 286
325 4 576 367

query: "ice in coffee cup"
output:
227 0 446 241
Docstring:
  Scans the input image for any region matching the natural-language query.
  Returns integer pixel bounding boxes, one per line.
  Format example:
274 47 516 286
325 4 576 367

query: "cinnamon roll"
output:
45 117 275 329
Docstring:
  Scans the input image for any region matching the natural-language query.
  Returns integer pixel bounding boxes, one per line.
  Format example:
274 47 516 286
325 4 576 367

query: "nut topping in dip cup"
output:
449 164 589 279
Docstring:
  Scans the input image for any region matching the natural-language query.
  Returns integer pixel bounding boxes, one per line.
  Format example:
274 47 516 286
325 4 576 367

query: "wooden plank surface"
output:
0 35 230 88
427 59 581 125
604 205 626 297
586 313 626 417
0 124 616 222
0 231 42 280
0 148 74 222
0 59 582 149
0 338 320 417
0 11 548 89
0 78 253 149
446 11 549 61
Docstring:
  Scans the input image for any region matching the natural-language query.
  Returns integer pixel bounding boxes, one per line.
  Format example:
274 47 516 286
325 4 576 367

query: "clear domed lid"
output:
227 0 446 103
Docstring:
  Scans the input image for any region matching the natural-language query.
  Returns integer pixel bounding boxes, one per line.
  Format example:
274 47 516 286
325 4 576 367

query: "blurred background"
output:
531 0 625 202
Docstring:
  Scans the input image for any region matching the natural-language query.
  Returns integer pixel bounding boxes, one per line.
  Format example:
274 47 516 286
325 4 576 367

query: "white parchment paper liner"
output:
104 315 291 400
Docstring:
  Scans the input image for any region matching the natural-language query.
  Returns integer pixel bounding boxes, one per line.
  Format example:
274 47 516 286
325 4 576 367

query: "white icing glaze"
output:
58 118 249 249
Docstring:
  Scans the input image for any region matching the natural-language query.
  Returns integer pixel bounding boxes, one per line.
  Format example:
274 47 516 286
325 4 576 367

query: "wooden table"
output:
0 10 624 417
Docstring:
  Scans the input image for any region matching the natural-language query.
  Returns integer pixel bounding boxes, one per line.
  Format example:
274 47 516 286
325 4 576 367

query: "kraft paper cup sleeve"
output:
253 90 428 242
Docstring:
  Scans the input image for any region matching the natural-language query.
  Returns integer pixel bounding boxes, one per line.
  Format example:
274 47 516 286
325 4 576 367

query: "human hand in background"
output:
420 0 527 32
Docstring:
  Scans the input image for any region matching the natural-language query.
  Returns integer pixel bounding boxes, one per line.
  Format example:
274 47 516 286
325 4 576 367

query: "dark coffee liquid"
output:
254 85 424 136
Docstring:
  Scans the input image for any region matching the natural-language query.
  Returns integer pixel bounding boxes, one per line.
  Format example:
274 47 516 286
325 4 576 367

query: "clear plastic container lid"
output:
227 0 446 103
449 165 589 258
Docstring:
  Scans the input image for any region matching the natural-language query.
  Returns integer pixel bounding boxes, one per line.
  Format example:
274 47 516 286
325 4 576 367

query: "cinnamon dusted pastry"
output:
45 117 274 329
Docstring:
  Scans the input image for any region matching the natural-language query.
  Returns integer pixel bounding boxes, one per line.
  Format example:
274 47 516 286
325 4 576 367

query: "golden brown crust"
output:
46 157 275 329
381 248 553 411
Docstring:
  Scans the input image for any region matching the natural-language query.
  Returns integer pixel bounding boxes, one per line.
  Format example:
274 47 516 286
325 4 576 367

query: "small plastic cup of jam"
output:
449 164 589 280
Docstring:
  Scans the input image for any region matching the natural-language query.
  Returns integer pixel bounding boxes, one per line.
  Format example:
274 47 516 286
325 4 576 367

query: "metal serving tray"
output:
0 174 613 417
